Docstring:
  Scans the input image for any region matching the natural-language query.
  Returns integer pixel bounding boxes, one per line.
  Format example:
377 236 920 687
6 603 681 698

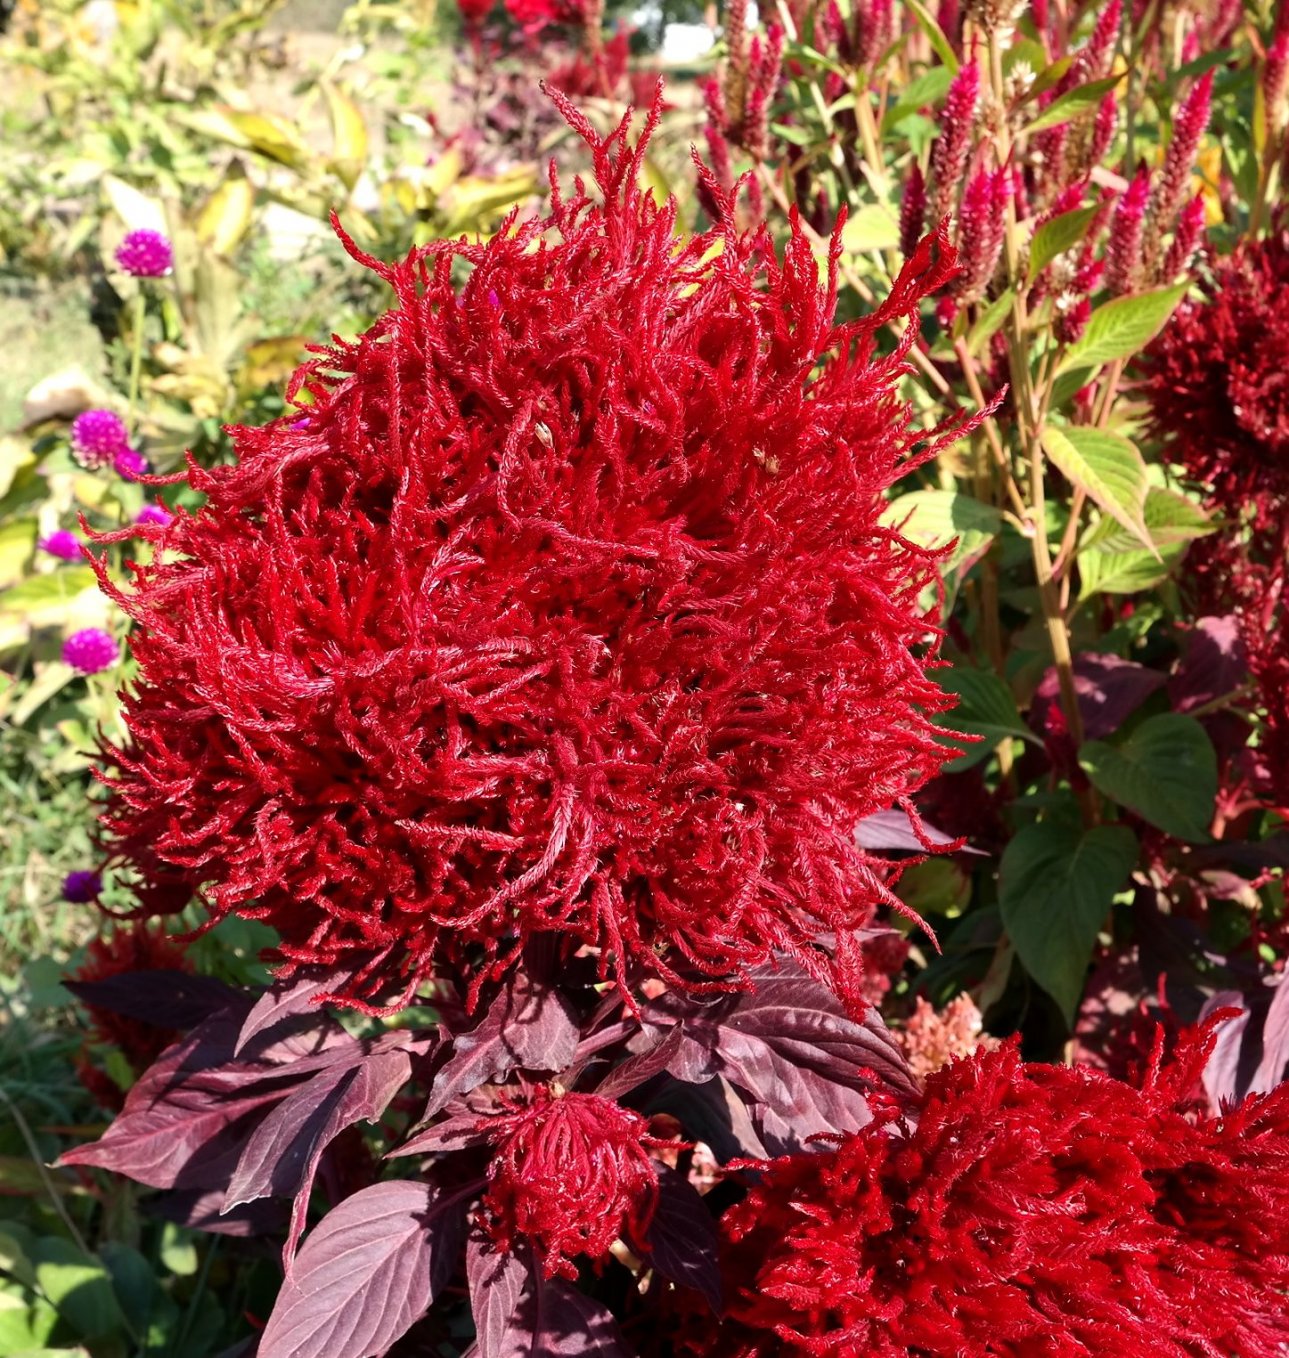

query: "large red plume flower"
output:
477 1087 664 1278
93 90 965 1012
696 1030 1289 1356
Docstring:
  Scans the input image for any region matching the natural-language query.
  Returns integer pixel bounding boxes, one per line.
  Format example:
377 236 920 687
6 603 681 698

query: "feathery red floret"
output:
478 1087 664 1278
696 1030 1289 1357
93 93 963 1012
1140 227 1289 526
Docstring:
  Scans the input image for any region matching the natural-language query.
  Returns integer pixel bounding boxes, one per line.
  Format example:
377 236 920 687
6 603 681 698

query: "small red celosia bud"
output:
1146 72 1213 271
478 1088 663 1278
94 92 961 1013
1161 191 1206 282
952 165 1009 303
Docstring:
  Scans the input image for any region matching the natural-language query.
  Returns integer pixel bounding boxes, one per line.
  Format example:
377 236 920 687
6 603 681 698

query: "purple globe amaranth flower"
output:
62 870 103 903
71 409 130 470
135 502 172 528
114 447 149 481
40 530 84 561
63 628 119 675
116 229 173 278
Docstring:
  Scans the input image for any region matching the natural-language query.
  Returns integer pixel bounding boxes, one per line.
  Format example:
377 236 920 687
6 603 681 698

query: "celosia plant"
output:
92 92 967 1014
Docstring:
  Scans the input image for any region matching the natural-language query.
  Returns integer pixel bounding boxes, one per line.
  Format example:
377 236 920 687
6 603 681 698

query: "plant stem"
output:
127 287 146 434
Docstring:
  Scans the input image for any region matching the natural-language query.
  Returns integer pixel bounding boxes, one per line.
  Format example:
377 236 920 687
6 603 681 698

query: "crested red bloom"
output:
693 1030 1289 1357
478 1088 664 1278
69 922 191 1111
94 93 963 1012
1140 227 1289 530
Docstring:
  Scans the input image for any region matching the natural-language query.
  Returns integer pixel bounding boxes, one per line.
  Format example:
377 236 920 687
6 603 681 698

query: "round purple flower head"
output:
71 409 129 470
114 447 149 482
136 502 172 528
40 530 84 561
62 870 103 904
116 229 173 278
63 627 119 675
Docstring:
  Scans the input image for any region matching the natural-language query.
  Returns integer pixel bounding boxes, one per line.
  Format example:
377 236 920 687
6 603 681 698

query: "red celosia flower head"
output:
700 1030 1289 1356
95 92 962 1012
1141 227 1289 525
69 922 191 1110
478 1087 662 1278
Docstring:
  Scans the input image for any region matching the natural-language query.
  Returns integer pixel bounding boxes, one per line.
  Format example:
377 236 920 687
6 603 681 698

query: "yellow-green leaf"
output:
1040 425 1152 551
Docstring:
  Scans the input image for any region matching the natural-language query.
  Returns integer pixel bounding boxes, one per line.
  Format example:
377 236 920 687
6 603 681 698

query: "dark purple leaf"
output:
593 1024 685 1102
637 1076 767 1164
1200 976 1289 1110
642 1166 720 1311
147 1188 288 1238
1169 615 1246 713
465 1239 628 1358
59 1004 361 1190
644 962 917 1152
1030 653 1166 742
225 1041 413 1264
65 970 244 1030
1255 976 1289 1092
855 807 956 853
258 1180 470 1358
424 973 578 1119
235 972 342 1057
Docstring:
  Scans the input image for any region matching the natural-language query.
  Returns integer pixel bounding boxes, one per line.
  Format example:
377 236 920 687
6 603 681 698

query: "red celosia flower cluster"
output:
695 1033 1289 1356
478 1088 663 1278
94 94 963 1011
69 922 191 1110
1140 227 1289 530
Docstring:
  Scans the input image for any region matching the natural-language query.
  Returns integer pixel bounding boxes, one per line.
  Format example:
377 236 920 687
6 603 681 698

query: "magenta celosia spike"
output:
1147 71 1213 267
722 0 751 129
1081 0 1122 80
1264 4 1289 141
937 0 960 45
1089 92 1118 168
1161 193 1207 282
1106 162 1151 294
900 163 928 259
856 0 893 69
953 165 1008 303
931 58 980 221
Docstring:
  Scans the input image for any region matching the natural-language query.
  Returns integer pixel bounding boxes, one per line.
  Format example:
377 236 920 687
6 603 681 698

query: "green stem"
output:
127 288 146 434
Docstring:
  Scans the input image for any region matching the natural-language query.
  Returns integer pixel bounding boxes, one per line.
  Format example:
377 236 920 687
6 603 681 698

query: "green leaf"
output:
1040 425 1151 549
903 0 959 72
884 490 1001 571
1058 284 1189 373
841 202 901 253
1079 714 1218 842
1023 74 1122 133
934 666 1035 769
1077 487 1214 598
999 821 1138 1022
31 1240 126 1343
965 287 1015 356
1026 204 1100 284
881 65 953 130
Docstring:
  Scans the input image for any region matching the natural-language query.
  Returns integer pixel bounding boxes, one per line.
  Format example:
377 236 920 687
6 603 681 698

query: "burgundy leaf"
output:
467 1229 528 1358
645 962 916 1151
641 1166 721 1311
1200 977 1289 1110
225 1043 411 1214
258 1180 470 1358
1169 615 1246 713
235 972 343 1057
1200 992 1254 1111
59 1010 311 1188
392 1111 489 1159
425 973 579 1119
1255 976 1289 1093
147 1188 289 1238
465 1239 628 1358
855 807 956 853
593 1023 685 1102
1031 653 1166 743
65 970 244 1030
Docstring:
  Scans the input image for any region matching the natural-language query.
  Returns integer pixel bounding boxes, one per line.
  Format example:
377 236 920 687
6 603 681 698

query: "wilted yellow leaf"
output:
197 168 256 256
